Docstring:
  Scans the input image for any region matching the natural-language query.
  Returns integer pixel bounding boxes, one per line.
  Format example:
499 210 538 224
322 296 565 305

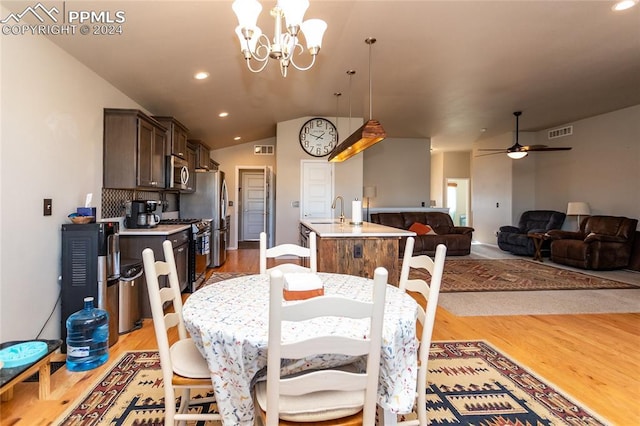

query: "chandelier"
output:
232 0 327 77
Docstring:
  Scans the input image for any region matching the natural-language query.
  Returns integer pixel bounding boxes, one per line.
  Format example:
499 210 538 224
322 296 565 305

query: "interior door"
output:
242 172 265 241
301 161 334 220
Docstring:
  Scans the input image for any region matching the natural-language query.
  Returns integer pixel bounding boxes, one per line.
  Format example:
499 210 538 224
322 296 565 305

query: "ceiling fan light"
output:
507 151 528 159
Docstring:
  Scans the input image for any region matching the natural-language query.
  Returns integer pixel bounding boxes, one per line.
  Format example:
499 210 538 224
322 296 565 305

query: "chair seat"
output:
255 379 364 422
170 338 210 379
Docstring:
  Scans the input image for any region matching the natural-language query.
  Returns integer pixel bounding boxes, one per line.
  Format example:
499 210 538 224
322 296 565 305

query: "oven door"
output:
193 229 211 289
166 155 190 190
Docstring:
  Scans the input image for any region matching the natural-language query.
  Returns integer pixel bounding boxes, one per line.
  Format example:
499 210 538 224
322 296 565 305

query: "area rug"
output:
54 342 608 425
201 259 637 293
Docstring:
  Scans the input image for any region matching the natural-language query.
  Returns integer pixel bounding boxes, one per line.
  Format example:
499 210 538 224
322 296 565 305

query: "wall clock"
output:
299 118 338 157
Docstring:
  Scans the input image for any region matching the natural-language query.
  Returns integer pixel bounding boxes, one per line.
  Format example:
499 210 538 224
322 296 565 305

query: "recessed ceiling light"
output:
218 112 229 118
234 136 241 141
612 0 638 11
194 71 209 80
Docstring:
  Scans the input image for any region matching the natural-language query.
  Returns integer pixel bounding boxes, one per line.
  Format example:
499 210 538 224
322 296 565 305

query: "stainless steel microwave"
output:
166 155 190 190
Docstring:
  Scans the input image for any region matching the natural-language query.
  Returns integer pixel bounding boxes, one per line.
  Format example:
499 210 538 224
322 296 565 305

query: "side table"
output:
0 339 62 401
527 232 548 262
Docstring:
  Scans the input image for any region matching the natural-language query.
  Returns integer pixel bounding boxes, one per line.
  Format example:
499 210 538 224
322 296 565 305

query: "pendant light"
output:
328 37 387 162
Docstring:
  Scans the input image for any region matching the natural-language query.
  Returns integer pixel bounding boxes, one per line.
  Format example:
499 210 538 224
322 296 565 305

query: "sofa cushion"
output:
408 222 437 235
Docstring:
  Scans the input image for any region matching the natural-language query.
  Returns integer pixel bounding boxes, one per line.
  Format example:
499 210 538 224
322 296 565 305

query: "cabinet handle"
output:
177 247 185 253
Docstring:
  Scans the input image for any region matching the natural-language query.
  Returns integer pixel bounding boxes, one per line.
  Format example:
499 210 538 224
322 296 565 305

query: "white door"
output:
301 161 334 219
242 172 265 241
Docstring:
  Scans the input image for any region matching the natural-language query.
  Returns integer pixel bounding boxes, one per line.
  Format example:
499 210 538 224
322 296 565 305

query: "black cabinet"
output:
103 109 167 189
185 141 198 193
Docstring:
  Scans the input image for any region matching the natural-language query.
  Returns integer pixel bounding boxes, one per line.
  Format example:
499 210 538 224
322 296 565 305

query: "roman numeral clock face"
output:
299 118 338 157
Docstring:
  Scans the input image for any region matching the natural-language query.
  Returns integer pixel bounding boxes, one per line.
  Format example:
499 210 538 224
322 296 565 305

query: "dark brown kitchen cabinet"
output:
189 139 211 170
153 116 189 159
103 108 167 189
120 229 189 318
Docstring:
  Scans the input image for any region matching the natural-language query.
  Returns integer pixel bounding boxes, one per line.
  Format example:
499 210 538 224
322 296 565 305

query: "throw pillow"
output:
409 222 437 235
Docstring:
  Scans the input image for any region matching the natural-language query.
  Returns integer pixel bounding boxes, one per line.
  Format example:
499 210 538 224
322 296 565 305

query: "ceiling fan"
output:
477 111 572 159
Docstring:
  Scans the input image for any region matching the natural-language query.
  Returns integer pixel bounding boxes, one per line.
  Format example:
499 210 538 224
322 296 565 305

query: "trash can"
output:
118 258 144 334
106 279 119 347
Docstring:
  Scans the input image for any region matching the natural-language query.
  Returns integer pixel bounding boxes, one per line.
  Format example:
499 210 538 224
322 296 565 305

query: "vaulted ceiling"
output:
17 0 640 152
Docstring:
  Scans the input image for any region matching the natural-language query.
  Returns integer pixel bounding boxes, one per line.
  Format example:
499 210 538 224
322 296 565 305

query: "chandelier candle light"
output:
232 0 327 77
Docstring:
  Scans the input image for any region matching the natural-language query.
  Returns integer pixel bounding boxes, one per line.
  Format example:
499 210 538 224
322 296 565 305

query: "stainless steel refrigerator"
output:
181 170 228 267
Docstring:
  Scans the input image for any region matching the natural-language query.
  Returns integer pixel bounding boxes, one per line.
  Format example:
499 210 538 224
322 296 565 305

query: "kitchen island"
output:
300 220 415 285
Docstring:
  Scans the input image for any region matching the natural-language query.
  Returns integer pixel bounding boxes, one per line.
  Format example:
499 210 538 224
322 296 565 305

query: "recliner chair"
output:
497 210 566 256
546 215 638 270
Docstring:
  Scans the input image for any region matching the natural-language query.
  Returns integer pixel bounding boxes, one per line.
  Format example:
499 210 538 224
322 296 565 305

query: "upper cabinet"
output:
103 108 167 189
189 139 211 171
153 116 189 159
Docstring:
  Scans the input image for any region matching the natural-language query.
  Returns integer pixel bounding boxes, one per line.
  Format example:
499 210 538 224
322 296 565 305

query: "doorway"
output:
446 178 470 226
236 166 274 249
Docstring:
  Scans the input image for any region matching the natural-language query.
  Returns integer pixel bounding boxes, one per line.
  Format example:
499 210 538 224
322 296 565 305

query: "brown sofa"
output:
546 215 638 270
370 211 474 257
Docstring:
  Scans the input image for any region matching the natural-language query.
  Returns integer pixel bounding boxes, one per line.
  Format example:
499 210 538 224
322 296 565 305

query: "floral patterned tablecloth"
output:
183 272 419 426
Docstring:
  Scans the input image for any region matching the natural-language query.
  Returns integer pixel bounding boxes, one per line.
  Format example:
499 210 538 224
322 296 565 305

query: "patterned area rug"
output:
201 259 637 293
55 342 608 425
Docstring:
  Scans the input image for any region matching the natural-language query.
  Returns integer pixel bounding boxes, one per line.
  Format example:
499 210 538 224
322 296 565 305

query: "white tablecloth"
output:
183 272 419 426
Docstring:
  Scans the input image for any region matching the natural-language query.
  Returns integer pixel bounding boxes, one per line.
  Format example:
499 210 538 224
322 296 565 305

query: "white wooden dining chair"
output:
259 231 317 274
142 240 221 425
254 267 388 426
397 237 447 426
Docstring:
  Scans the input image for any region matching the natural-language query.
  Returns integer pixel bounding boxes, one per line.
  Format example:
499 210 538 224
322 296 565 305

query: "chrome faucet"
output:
331 196 345 223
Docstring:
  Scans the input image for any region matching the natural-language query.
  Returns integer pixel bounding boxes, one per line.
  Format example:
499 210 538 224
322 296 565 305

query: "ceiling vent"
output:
548 126 573 140
254 145 274 155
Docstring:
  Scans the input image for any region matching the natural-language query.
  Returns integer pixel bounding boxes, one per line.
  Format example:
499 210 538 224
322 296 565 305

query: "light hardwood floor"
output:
1 248 638 425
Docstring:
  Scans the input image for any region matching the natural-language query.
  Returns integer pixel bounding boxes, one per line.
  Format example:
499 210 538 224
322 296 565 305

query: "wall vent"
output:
254 145 274 155
548 126 573 139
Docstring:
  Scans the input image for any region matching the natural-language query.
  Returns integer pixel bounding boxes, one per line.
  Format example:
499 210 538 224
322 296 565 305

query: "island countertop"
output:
300 220 415 238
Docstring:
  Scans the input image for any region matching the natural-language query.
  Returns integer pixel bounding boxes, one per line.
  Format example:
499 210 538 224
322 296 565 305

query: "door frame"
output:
233 165 274 249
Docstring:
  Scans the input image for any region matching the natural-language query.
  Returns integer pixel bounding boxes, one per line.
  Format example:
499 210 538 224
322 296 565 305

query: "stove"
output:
160 218 211 291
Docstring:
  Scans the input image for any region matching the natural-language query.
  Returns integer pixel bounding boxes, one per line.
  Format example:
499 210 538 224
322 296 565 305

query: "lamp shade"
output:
232 0 262 29
566 202 591 216
363 186 377 198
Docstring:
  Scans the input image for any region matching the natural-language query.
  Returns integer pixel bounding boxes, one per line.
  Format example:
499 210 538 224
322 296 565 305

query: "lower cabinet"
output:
120 230 189 317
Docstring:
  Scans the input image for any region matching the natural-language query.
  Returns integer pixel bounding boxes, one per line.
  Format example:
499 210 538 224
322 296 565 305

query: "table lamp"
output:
566 201 591 230
363 186 377 222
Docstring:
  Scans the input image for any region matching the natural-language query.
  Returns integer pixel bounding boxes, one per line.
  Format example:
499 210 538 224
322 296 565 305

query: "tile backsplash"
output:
101 188 169 218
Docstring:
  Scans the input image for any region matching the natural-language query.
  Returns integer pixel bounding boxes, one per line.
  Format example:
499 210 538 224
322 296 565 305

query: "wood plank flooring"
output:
1 248 638 425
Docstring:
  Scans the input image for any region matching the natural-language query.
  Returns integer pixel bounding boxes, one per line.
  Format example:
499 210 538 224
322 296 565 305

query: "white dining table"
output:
182 272 419 426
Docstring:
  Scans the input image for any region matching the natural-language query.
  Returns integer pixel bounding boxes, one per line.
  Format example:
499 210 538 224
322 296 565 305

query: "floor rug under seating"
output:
201 259 637 293
54 341 607 425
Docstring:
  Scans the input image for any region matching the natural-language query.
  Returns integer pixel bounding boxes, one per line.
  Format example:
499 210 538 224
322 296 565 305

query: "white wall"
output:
275 117 363 245
0 24 143 340
363 137 431 208
472 105 640 244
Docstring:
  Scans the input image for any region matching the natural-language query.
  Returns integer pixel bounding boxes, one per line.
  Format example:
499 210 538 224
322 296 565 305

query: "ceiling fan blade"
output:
478 148 509 151
523 145 572 152
474 151 506 157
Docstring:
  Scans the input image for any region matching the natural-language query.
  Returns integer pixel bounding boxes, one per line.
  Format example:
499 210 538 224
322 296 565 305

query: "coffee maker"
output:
125 200 148 229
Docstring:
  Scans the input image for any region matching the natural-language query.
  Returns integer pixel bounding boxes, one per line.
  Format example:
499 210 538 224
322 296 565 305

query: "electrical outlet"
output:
354 244 362 258
43 198 52 216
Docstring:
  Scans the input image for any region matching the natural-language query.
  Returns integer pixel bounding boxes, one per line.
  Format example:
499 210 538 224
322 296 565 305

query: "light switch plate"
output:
43 198 52 216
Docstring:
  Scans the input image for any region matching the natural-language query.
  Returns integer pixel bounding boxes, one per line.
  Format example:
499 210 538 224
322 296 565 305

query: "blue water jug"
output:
66 296 109 372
